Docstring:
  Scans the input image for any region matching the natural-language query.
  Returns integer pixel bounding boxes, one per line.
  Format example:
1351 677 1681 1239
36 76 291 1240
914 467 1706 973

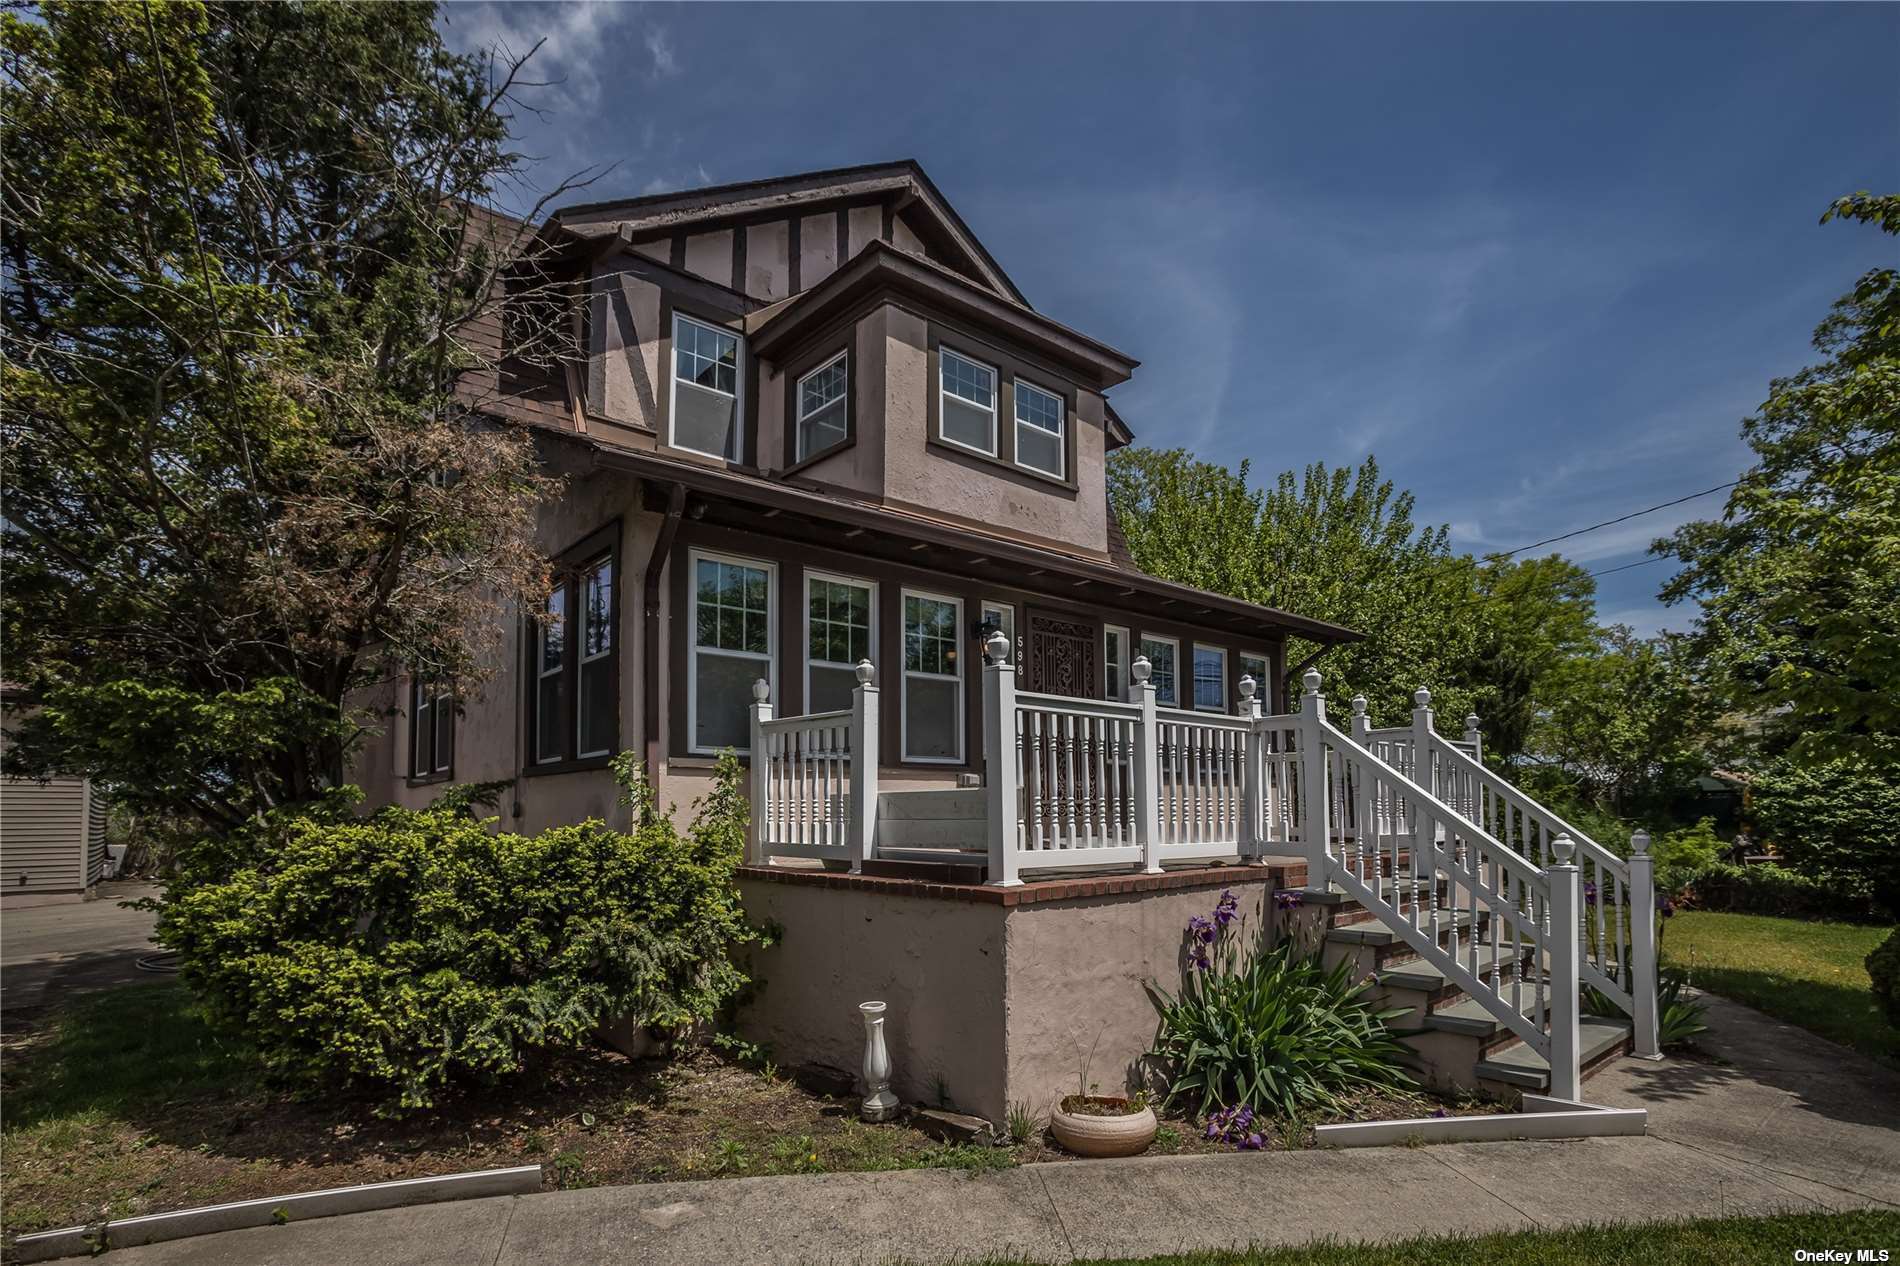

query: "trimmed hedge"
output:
155 754 760 1110
1679 860 1883 924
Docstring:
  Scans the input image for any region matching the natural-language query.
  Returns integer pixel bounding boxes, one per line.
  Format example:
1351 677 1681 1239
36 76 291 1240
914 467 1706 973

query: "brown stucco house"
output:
352 162 1652 1128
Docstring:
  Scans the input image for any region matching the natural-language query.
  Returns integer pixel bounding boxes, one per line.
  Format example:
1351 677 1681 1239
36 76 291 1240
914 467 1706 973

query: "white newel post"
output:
1131 655 1162 874
1547 833 1584 1101
982 632 1022 887
1629 830 1662 1059
848 660 879 874
1411 686 1435 797
1463 712 1484 765
1350 694 1370 745
1238 675 1265 862
748 679 773 865
1299 668 1330 893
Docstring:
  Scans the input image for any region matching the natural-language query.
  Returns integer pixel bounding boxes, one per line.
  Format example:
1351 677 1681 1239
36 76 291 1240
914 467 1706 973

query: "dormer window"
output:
795 351 848 462
671 313 743 460
1013 379 1065 478
938 347 998 456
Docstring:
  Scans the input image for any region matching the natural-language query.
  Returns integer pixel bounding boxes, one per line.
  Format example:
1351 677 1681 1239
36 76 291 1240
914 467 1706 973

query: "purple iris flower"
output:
1214 889 1239 928
1242 1132 1264 1150
1190 947 1211 971
1659 896 1676 919
1274 890 1304 911
1584 882 1599 907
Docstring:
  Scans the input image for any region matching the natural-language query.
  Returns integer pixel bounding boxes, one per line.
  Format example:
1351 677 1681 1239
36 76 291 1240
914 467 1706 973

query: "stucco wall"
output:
736 878 1010 1121
877 305 1110 557
1001 879 1280 1116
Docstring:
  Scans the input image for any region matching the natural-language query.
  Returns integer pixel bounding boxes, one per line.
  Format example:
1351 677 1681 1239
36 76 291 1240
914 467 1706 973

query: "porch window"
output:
1104 625 1129 700
577 556 615 758
534 588 566 764
903 591 963 762
938 347 997 456
527 538 620 769
1240 652 1269 700
1192 644 1226 712
1140 635 1179 707
1013 379 1065 477
806 572 874 714
690 551 776 754
410 678 454 780
795 351 848 462
670 313 744 460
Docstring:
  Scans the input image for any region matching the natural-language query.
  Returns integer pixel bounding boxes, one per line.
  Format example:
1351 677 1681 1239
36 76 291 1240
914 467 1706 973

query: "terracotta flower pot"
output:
1049 1095 1158 1158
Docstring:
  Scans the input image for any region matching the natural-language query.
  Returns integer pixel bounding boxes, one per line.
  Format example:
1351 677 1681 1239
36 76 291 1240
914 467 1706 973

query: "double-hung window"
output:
902 590 963 762
1192 644 1227 712
527 531 619 770
690 550 776 753
795 351 848 463
1104 625 1130 701
670 313 744 460
938 347 997 456
806 572 874 714
1013 379 1066 478
1139 635 1179 707
410 678 454 780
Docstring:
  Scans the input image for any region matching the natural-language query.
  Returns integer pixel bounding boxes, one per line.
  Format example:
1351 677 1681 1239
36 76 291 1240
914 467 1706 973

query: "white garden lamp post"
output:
859 1001 898 1122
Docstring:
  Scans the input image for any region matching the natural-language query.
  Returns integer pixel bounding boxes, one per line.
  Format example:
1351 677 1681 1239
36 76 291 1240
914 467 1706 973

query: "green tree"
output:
1 2 575 829
1656 193 1900 769
1458 553 1601 765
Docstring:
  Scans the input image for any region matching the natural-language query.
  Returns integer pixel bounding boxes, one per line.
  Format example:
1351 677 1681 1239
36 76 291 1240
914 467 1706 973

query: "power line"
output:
1589 557 1671 579
1500 481 1739 558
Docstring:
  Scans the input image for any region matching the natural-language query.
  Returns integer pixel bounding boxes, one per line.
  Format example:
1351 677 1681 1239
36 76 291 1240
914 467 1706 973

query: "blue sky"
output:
441 2 1898 637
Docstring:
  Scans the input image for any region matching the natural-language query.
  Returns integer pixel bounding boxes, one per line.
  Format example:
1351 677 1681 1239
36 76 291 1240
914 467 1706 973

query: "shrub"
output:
1679 860 1883 923
1649 817 1725 891
1869 929 1900 1028
155 754 760 1110
1584 966 1707 1048
1145 890 1413 1120
1753 759 1900 917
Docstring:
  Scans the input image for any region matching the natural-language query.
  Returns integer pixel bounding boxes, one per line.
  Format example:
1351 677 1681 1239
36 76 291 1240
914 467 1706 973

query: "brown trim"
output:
779 333 857 472
926 323 1080 494
522 519 622 777
406 676 456 786
643 483 687 796
787 214 801 295
880 200 895 243
736 861 1304 908
669 233 686 271
835 212 849 269
731 224 747 294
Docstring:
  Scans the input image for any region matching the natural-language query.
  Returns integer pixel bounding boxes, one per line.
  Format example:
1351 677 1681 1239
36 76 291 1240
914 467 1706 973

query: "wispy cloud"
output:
442 3 658 109
644 25 679 79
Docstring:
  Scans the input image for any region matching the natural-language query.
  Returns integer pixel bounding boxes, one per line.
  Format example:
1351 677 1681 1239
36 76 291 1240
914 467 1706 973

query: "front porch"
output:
740 633 1661 1122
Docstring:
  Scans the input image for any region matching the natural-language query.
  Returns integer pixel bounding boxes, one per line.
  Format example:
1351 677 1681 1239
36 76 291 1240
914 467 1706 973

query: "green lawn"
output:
1662 911 1898 1063
964 1212 1900 1265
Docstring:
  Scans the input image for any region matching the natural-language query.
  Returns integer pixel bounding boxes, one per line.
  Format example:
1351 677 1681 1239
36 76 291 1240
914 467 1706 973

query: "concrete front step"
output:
1325 910 1476 948
1475 1018 1633 1092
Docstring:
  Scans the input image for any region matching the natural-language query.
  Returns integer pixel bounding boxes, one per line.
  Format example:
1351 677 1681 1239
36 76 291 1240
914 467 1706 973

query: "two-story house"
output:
351 161 1648 1126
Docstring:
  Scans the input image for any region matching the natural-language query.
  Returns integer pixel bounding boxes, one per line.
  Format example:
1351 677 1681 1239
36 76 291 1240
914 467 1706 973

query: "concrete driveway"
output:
1 880 164 1013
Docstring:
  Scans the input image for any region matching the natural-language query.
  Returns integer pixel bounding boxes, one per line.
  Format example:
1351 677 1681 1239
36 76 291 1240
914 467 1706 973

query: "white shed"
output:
1 690 109 907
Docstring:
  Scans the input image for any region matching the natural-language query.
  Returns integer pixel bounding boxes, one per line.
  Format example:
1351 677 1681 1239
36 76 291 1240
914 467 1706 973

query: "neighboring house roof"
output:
576 436 1363 646
553 160 1028 307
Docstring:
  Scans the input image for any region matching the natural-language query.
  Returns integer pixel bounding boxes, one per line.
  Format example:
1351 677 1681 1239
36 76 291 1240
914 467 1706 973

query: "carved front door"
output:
1021 608 1098 699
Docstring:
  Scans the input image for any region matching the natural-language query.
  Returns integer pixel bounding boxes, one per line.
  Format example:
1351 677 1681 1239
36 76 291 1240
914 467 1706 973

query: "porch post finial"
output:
753 678 771 702
985 630 1010 665
1414 686 1432 710
1237 674 1255 701
1350 694 1369 744
1131 653 1152 685
855 659 875 685
1301 666 1321 695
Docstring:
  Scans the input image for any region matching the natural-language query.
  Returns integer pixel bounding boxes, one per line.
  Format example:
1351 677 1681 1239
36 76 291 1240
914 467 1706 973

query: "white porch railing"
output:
747 663 877 869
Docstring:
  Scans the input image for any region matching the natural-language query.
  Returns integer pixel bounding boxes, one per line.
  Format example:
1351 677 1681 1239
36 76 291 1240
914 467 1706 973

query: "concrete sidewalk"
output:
1 882 162 1013
87 995 1900 1265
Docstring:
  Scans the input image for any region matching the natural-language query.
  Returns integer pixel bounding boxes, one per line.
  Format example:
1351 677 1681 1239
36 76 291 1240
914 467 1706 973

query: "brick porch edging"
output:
735 861 1310 907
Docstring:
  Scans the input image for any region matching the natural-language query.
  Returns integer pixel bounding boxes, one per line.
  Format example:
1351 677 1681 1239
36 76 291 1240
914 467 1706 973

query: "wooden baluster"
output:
1024 713 1043 854
1061 712 1078 848
1082 716 1098 846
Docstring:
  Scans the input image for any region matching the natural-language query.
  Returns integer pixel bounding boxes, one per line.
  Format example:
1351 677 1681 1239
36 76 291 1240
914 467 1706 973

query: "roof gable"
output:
552 160 1027 307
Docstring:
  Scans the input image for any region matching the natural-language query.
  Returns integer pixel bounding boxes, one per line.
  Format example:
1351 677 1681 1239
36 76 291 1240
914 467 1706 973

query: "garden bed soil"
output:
1 983 1504 1241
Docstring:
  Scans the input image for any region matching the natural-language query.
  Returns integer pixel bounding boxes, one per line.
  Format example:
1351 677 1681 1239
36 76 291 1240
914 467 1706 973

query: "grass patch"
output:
959 1210 1900 1264
1663 911 1898 1063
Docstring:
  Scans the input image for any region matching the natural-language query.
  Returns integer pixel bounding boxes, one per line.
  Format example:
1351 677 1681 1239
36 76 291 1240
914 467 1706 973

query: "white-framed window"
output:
535 587 566 764
1192 644 1227 712
1140 635 1179 707
902 589 964 762
689 549 776 754
937 346 997 456
795 351 848 462
980 599 1015 658
806 571 875 714
1013 378 1066 478
576 556 615 758
670 312 744 460
1105 625 1130 701
1240 651 1269 701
